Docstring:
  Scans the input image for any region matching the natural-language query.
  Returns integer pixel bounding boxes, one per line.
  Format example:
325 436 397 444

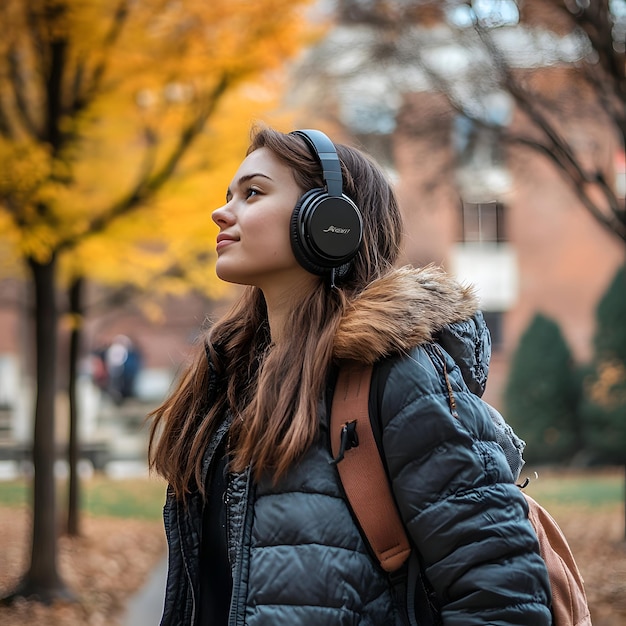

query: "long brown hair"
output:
149 127 404 499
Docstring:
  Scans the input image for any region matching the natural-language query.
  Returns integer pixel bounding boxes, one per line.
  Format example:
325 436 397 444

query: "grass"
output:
520 466 624 509
83 476 166 520
0 475 167 521
0 467 623 520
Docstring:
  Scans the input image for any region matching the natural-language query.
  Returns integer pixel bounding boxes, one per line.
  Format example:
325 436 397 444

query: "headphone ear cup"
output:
291 187 363 277
290 189 330 276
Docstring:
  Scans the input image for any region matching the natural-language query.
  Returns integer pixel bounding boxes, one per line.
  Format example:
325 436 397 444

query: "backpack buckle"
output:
329 420 359 465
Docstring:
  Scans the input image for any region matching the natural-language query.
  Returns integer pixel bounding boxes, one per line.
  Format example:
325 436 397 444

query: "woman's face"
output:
212 147 311 292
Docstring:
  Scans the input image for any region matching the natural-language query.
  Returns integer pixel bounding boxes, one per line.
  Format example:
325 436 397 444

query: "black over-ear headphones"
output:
289 129 363 281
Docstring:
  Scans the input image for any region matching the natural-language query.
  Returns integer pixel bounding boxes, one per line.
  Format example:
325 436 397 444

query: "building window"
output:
453 114 507 170
459 200 507 243
452 105 513 199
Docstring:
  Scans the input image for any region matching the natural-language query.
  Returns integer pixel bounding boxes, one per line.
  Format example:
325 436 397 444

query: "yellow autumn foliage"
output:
0 139 52 204
0 0 320 295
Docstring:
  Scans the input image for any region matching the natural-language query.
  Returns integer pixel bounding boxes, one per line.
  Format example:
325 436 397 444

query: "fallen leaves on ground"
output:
0 507 166 626
0 503 625 624
547 504 626 626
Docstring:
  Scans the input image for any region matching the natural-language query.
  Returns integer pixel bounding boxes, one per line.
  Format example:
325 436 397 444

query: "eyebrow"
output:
226 173 272 201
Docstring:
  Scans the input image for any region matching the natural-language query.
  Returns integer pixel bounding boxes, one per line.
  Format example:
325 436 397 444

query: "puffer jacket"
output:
160 266 552 626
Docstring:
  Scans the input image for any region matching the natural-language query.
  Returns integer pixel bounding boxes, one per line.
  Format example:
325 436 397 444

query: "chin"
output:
216 272 243 286
215 265 252 287
215 260 236 281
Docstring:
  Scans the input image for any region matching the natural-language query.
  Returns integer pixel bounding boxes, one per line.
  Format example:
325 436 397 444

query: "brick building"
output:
289 1 625 406
391 83 624 406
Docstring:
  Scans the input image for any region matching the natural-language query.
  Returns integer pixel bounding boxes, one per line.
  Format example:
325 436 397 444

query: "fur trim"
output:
333 265 479 363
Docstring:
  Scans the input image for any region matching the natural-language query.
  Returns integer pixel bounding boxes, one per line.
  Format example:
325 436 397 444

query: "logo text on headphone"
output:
323 226 351 234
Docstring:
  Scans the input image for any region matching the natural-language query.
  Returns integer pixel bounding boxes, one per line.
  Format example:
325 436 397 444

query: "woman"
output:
149 127 552 625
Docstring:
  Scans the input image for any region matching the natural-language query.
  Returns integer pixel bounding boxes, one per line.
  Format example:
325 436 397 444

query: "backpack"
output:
329 361 592 626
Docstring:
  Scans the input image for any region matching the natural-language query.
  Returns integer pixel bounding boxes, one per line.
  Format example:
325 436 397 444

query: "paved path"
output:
122 555 168 626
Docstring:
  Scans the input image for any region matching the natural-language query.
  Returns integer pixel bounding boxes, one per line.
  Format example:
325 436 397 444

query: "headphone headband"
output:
291 129 343 197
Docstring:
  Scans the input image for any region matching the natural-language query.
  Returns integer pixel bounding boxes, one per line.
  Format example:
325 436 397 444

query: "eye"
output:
245 187 260 200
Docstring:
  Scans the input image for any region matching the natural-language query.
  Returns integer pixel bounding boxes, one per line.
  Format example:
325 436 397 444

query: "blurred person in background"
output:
149 127 552 625
92 334 142 405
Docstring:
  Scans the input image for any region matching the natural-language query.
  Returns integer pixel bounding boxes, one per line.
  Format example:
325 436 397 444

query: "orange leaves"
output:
586 359 626 409
101 0 315 106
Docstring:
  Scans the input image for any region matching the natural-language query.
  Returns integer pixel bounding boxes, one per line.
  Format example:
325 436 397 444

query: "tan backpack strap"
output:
330 361 412 573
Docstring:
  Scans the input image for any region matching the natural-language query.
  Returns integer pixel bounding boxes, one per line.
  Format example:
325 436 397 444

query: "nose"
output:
212 202 234 228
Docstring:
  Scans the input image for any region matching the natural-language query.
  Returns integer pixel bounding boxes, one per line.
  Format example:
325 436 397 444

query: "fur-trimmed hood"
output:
334 265 479 362
333 265 491 396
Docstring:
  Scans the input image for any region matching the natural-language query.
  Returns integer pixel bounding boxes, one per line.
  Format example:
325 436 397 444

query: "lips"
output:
216 233 238 252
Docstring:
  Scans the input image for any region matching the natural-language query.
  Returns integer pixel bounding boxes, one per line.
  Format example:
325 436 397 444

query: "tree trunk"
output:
67 277 84 537
2 256 74 603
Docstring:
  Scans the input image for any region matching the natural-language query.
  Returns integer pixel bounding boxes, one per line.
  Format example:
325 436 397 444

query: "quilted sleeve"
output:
379 345 552 626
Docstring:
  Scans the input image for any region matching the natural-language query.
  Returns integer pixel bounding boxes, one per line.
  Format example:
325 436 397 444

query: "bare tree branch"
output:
471 20 625 242
553 0 626 133
323 1 626 245
505 133 626 240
